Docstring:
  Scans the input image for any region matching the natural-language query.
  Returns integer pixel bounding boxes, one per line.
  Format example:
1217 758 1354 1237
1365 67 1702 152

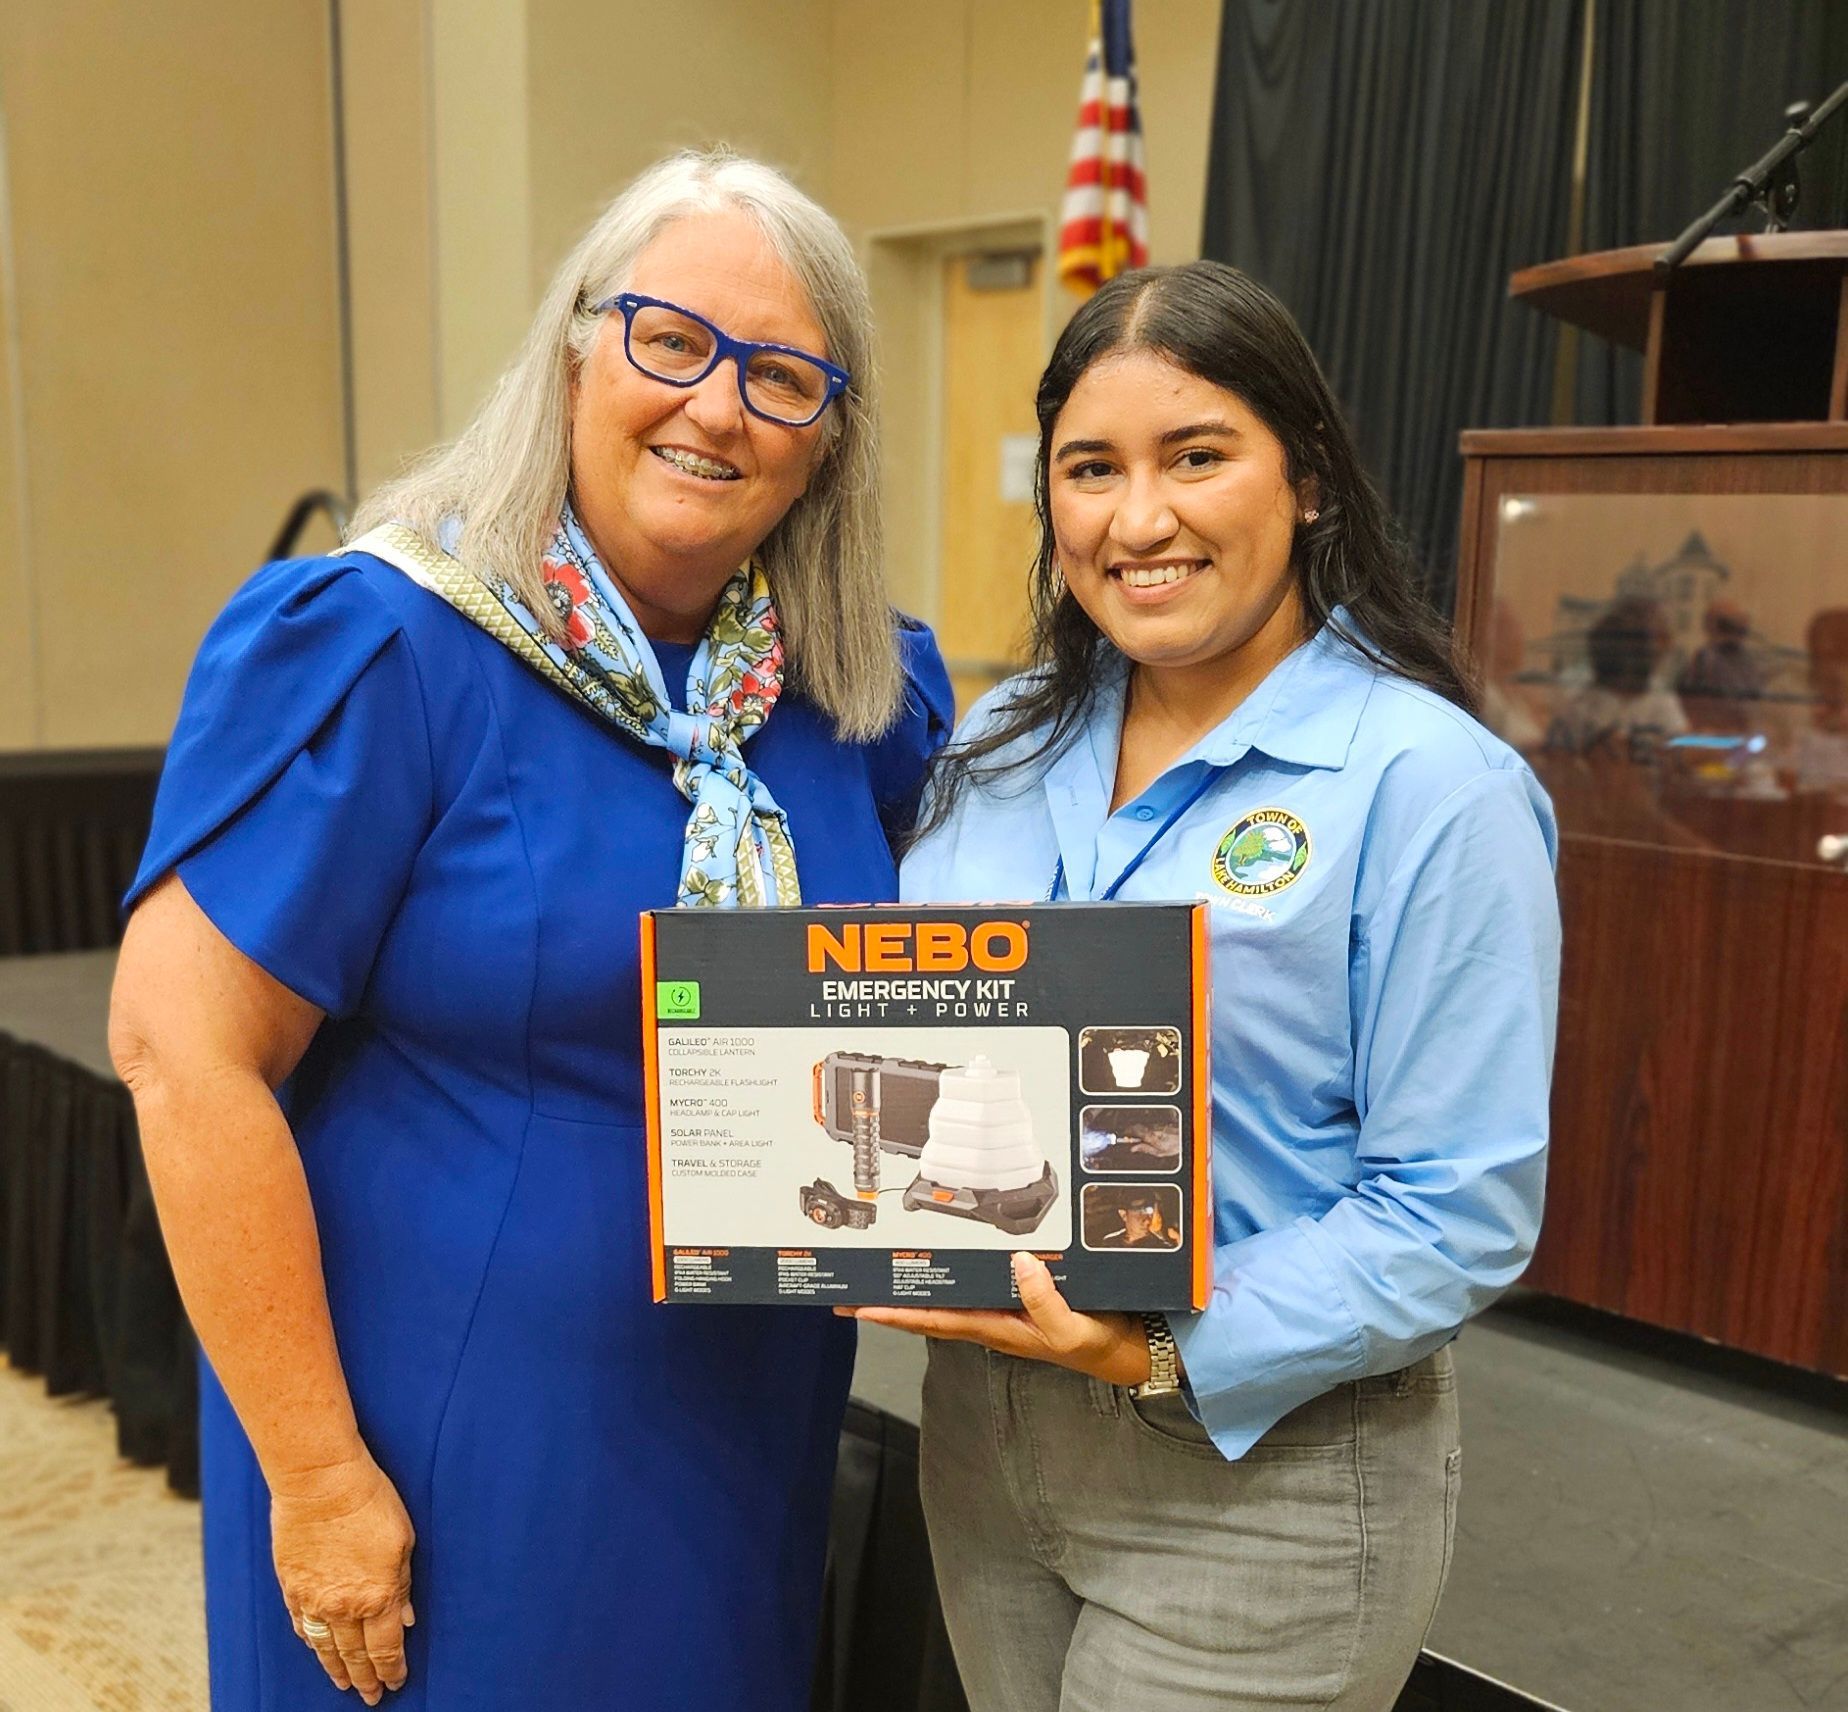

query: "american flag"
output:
1058 0 1149 293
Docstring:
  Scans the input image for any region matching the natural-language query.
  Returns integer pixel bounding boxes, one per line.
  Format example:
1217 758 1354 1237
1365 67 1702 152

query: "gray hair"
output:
351 147 900 739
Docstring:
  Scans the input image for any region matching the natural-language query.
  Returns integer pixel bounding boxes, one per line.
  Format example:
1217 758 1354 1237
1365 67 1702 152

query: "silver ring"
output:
301 1616 332 1642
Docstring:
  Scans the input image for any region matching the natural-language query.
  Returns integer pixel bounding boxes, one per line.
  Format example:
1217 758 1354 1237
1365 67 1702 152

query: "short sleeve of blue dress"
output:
127 556 432 1016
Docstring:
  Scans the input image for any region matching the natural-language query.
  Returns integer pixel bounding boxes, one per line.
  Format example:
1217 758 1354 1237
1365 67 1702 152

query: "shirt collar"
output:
1044 609 1380 809
1192 609 1378 772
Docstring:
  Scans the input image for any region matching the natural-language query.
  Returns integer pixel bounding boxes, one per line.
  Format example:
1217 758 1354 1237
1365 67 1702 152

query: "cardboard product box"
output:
641 902 1210 1309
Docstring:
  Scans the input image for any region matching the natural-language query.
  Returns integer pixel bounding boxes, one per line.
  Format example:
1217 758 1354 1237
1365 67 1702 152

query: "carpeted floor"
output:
0 1361 204 1711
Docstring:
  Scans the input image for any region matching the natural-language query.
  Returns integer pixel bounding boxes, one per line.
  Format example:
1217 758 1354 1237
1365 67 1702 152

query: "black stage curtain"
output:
1577 0 1848 423
0 750 162 955
0 1029 197 1491
1203 1 1582 614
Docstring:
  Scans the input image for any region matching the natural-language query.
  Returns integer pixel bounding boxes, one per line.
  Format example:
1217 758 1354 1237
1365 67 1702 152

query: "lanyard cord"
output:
1048 767 1220 902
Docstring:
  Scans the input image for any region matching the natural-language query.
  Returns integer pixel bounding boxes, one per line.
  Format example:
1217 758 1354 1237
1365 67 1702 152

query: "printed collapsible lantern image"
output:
1079 1026 1184 1095
905 1055 1059 1231
802 1050 1058 1236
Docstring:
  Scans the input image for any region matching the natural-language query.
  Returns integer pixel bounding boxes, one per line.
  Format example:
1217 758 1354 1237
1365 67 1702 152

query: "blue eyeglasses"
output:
589 292 850 428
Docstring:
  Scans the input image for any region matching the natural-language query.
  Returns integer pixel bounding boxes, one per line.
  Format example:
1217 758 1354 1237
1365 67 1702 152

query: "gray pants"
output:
919 1340 1460 1712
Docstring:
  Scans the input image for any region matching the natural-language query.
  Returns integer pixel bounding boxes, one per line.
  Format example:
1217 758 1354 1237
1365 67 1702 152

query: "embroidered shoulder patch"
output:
1211 809 1310 897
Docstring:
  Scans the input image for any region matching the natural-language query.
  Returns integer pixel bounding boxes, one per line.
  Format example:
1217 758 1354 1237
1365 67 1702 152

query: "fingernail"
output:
1011 1251 1033 1278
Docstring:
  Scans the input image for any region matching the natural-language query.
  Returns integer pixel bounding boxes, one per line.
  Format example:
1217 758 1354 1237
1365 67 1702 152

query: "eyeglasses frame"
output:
588 291 851 428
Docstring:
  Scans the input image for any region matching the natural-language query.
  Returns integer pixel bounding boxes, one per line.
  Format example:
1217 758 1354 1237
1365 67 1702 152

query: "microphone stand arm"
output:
1657 80 1848 272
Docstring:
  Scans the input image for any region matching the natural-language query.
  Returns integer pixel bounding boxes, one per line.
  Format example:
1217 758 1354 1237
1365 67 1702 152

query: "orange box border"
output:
1189 902 1212 1313
639 913 666 1302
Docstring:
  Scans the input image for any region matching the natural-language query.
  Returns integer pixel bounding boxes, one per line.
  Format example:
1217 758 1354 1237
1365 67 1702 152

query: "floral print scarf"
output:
349 505 800 908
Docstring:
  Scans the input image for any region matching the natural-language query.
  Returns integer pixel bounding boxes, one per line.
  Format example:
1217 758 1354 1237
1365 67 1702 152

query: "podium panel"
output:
1457 426 1848 1376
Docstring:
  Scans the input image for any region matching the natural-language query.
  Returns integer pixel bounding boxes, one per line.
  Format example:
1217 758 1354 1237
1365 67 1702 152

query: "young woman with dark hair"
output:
914 258 1475 845
853 261 1561 1712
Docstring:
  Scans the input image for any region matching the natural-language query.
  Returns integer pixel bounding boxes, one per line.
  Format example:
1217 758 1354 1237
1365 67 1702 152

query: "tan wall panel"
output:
0 0 345 747
343 0 440 496
830 0 1219 263
864 237 939 621
1134 0 1222 265
0 120 35 748
525 0 835 297
430 0 533 437
827 1 973 232
963 2 1091 226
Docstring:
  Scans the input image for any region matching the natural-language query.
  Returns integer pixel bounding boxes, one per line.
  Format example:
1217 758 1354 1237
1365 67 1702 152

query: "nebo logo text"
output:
806 920 1029 974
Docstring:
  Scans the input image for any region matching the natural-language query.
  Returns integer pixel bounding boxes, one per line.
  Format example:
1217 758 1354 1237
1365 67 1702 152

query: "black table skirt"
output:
0 1027 198 1490
0 749 162 956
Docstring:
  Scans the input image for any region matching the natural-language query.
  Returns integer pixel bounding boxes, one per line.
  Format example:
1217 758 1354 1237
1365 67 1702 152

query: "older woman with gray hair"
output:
108 148 950 1711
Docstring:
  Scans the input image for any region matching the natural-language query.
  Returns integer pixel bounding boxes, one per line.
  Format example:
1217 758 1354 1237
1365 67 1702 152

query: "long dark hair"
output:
915 260 1474 840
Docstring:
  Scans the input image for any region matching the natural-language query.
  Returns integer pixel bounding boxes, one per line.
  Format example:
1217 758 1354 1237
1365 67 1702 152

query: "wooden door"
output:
936 252 1045 715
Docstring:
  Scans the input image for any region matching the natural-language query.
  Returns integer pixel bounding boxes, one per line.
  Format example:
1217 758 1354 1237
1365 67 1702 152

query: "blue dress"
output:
127 551 952 1711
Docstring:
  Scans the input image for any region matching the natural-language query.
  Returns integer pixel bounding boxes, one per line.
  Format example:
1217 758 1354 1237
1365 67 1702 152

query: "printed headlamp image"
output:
802 1050 1059 1236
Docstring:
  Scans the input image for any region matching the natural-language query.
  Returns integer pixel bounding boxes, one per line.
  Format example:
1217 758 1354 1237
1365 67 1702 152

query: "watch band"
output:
1129 1311 1182 1398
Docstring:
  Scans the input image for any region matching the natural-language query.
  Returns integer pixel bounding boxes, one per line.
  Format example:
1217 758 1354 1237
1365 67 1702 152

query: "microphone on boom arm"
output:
1657 80 1848 273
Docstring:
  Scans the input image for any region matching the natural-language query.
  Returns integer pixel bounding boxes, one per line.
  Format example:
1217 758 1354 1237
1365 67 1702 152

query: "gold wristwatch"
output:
1129 1312 1182 1398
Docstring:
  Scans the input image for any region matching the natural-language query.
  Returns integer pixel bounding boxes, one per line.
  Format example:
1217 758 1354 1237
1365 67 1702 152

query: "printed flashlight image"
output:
803 1050 1059 1235
1079 1104 1182 1173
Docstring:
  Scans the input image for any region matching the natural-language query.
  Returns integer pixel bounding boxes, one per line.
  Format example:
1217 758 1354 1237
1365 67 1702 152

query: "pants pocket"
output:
1122 1387 1225 1457
1086 1413 1365 1706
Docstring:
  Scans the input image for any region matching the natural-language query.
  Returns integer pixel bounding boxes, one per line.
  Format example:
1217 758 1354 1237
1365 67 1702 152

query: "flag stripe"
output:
1057 0 1149 292
1062 157 1149 199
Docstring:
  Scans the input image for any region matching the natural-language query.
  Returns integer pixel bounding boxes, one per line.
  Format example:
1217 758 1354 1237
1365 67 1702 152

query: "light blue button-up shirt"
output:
900 616 1561 1459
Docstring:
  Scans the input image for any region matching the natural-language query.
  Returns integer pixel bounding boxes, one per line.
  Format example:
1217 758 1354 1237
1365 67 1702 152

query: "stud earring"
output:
1301 508 1320 524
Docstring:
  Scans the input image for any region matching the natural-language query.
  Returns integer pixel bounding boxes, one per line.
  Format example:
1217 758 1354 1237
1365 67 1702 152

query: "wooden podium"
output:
1454 233 1848 1378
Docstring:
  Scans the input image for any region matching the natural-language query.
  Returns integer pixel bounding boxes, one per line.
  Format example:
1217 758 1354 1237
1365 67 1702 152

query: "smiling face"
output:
569 208 832 641
1048 349 1312 691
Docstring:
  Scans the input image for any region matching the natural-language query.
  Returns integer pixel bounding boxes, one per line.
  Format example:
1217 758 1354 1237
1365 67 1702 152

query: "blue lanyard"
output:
1047 767 1220 902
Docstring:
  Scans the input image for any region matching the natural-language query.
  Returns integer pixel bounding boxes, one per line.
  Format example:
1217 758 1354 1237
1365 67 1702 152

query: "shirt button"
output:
1134 806 1156 821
